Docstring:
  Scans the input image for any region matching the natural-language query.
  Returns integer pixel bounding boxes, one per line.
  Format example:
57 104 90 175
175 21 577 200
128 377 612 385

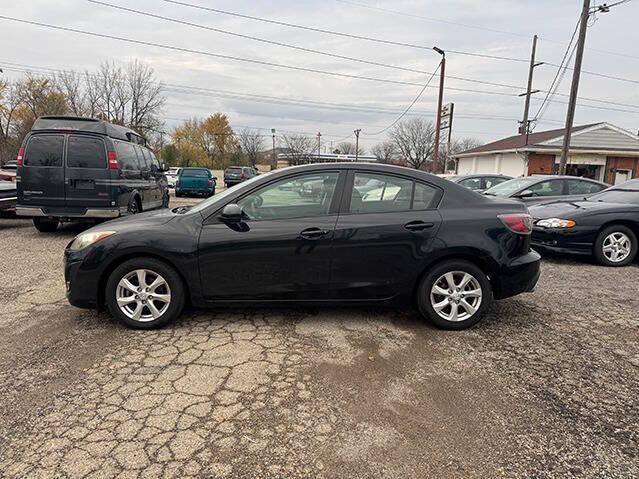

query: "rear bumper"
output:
0 196 17 211
494 250 541 300
16 205 120 219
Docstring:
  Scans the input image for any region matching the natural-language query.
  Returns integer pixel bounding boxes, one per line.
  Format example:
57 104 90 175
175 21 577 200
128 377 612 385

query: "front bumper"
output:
64 251 99 309
17 205 120 219
494 250 541 300
531 227 595 255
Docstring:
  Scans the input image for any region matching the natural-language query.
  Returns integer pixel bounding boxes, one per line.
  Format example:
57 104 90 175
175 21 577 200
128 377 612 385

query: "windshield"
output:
484 177 538 196
188 171 270 214
588 188 639 205
182 169 209 178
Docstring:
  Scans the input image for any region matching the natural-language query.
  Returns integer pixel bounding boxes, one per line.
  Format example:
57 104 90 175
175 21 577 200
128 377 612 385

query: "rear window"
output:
227 167 242 173
67 136 106 168
114 142 139 170
182 169 209 178
24 135 64 167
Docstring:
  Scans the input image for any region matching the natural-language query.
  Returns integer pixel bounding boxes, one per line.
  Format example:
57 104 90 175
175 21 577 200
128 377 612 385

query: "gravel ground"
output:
0 194 637 478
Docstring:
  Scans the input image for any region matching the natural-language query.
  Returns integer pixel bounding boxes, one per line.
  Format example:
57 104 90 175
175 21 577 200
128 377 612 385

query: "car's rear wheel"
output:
33 217 59 233
127 196 141 215
417 260 492 330
105 258 185 329
593 225 637 267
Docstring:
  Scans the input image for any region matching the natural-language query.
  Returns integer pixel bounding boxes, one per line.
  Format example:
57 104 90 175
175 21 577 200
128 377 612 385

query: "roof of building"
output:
455 122 639 157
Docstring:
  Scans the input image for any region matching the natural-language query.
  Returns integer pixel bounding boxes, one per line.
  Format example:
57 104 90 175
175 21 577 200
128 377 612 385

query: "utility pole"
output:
432 47 445 174
559 0 590 175
316 131 322 163
271 128 276 165
519 35 541 138
354 129 361 161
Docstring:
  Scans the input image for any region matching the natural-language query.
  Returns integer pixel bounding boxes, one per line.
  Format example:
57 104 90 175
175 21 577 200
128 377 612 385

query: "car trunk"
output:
181 172 210 190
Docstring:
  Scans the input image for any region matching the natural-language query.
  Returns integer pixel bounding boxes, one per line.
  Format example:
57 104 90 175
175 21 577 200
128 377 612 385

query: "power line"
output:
88 0 532 92
363 64 441 135
158 0 530 63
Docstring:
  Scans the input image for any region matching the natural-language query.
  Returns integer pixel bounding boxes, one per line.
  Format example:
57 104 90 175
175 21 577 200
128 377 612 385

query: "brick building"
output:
453 123 639 184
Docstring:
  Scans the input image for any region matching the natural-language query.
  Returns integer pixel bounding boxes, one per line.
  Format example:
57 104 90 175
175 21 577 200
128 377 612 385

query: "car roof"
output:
455 174 512 179
31 116 146 145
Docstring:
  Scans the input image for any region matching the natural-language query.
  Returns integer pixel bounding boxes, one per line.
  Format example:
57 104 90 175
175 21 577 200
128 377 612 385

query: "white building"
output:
454 123 639 184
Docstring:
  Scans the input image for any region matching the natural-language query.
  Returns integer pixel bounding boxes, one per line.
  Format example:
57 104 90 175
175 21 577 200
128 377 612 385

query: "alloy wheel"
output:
430 271 483 322
116 269 171 322
602 232 632 263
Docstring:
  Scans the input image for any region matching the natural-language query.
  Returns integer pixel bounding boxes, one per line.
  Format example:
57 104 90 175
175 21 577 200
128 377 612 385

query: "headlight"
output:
536 218 576 228
69 231 116 251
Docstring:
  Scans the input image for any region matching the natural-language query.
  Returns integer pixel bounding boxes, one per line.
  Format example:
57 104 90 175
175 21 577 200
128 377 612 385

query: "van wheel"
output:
105 258 185 329
127 196 141 215
417 260 492 330
162 192 170 208
593 225 637 266
33 217 59 233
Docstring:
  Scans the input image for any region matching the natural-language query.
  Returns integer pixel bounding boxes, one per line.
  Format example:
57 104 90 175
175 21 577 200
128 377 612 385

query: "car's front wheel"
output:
593 225 637 267
105 258 185 329
417 260 492 330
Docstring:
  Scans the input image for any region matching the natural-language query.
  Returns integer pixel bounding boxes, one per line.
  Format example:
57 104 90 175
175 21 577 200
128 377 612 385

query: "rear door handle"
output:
299 227 330 240
404 221 434 231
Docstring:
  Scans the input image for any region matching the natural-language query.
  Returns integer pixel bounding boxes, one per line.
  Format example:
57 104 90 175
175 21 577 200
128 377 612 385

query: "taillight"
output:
208 179 213 186
175 178 180 186
498 213 533 234
107 151 118 170
17 147 24 166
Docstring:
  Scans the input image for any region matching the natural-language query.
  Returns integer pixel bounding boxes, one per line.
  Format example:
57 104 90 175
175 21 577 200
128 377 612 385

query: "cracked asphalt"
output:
0 196 637 478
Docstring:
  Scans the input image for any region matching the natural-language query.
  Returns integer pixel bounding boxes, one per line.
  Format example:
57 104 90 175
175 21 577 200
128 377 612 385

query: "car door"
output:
114 141 143 209
133 145 153 208
64 134 112 210
18 134 65 207
330 171 443 300
197 170 345 301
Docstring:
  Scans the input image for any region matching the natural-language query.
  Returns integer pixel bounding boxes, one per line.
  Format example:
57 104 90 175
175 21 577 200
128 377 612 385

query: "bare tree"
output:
390 118 435 170
237 128 265 167
127 60 164 135
280 134 315 165
0 79 22 158
55 71 85 116
334 141 364 156
371 141 398 164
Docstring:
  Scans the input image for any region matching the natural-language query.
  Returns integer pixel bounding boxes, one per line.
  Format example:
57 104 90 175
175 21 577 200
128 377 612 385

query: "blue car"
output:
175 167 216 197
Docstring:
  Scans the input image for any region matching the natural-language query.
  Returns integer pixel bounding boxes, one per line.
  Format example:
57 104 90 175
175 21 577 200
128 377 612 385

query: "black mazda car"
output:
529 179 639 266
64 163 540 330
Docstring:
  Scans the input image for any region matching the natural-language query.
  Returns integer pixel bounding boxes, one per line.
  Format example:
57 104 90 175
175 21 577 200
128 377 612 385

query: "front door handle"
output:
404 221 434 231
299 227 330 240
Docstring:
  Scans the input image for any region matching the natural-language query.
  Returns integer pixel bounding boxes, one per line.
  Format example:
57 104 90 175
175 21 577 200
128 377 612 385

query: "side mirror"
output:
220 203 243 223
517 189 534 198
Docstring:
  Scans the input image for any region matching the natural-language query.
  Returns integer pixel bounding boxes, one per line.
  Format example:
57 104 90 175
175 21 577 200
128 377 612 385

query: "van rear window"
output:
67 136 106 168
24 135 64 167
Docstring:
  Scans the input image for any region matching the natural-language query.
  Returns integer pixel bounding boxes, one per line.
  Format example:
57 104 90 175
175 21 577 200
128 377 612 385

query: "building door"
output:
614 169 632 185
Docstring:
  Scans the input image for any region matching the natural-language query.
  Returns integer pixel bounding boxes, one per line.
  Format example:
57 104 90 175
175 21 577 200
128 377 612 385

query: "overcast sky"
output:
1 0 638 150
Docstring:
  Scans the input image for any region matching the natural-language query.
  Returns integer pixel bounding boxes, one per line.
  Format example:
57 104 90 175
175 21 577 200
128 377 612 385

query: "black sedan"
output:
64 163 540 330
529 179 639 266
484 175 608 205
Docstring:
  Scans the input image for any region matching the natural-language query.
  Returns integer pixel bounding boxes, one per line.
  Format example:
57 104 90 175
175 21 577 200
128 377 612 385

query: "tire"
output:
417 260 492 330
162 191 170 208
127 196 141 215
593 225 637 267
33 217 59 233
105 258 185 329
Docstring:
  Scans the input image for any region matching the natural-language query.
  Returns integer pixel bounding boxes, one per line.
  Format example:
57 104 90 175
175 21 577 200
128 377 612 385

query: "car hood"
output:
87 208 179 234
529 200 636 219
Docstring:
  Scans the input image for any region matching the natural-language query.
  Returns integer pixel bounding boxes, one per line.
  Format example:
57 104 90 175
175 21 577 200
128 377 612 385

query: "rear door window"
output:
24 135 64 167
351 173 413 213
133 145 148 170
484 177 509 189
528 180 564 196
567 179 606 194
412 182 439 210
114 142 139 170
66 136 106 168
148 150 160 171
458 177 482 191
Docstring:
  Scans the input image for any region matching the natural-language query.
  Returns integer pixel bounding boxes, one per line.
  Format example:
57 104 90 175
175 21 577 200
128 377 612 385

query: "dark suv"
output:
224 166 257 188
16 116 169 232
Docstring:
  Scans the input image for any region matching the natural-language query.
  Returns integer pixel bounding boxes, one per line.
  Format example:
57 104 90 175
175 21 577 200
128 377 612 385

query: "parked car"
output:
16 116 169 232
484 175 608 205
0 181 17 213
64 162 540 330
165 167 181 188
175 167 215 197
224 166 257 188
529 179 639 266
0 160 17 182
445 174 513 193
